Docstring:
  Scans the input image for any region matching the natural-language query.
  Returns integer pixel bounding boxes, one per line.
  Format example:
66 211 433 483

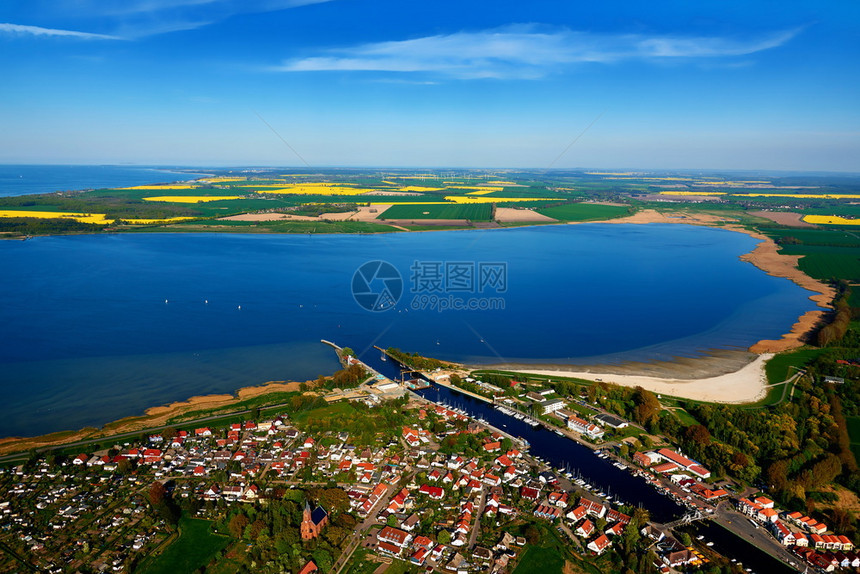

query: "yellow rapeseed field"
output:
259 185 369 195
803 215 860 225
738 193 860 199
370 205 451 209
118 185 198 190
659 191 860 199
0 210 112 224
121 217 196 224
443 196 557 204
397 186 446 192
142 196 244 203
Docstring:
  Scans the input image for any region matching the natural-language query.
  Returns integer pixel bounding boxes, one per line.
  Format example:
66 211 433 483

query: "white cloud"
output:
274 25 802 79
0 23 122 40
11 0 334 39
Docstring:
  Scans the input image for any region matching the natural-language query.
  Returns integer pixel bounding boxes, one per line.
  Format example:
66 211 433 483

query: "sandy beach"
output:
505 353 774 404
0 206 835 448
493 208 835 403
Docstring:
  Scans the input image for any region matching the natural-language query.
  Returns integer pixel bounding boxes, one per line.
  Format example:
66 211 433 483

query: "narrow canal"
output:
360 351 799 573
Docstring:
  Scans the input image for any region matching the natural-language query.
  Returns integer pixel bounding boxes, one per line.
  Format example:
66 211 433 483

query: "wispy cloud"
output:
0 23 122 40
12 0 334 39
274 25 801 79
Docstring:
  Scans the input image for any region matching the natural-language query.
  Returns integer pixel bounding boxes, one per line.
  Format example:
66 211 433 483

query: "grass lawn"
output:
765 349 824 385
512 545 565 574
383 559 419 574
137 518 229 574
536 203 630 221
672 408 699 426
292 401 357 426
378 203 492 221
342 548 381 574
745 348 826 407
846 416 860 446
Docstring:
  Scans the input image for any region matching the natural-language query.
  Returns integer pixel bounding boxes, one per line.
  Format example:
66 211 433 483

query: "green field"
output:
512 545 565 574
138 518 229 574
291 401 357 426
342 549 382 574
537 202 630 221
797 253 860 283
766 228 860 247
757 349 826 406
761 228 860 282
847 416 860 463
765 349 825 385
377 203 492 221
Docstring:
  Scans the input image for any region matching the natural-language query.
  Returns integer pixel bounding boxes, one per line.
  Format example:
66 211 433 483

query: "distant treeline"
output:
0 217 103 235
385 348 448 370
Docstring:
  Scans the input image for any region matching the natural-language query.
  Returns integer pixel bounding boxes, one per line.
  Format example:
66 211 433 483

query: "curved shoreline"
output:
0 379 309 456
567 209 834 354
489 209 832 404
503 353 774 404
0 208 833 447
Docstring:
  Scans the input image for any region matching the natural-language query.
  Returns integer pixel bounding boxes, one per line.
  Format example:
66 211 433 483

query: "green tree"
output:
312 549 333 573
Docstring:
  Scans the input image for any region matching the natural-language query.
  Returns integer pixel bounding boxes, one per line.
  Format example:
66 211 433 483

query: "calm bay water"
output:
0 165 211 197
0 225 816 436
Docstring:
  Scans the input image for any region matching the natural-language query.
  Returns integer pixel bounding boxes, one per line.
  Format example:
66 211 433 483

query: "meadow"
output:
137 518 228 574
764 227 860 283
536 202 630 221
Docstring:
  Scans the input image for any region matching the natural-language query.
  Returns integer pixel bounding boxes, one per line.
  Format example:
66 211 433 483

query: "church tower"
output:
300 501 313 540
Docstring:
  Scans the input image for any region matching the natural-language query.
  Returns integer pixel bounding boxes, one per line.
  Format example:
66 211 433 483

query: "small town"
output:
0 346 855 574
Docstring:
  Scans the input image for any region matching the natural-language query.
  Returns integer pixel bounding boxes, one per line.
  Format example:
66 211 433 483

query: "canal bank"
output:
353 344 801 572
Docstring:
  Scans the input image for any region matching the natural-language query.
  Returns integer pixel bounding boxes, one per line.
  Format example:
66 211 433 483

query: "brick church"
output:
300 501 329 540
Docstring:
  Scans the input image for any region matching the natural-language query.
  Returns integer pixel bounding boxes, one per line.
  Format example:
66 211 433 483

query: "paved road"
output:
709 501 801 570
468 489 487 549
333 473 414 574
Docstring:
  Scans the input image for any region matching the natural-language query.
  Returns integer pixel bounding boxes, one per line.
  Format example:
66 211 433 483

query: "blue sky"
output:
1 0 858 170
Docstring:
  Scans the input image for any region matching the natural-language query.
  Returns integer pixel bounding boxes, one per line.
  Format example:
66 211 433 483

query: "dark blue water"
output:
692 522 796 574
367 353 793 571
388 370 687 523
0 165 211 197
0 225 816 436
